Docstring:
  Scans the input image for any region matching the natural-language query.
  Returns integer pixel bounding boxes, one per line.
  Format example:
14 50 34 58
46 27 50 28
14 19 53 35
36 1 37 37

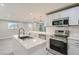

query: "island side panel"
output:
13 38 47 55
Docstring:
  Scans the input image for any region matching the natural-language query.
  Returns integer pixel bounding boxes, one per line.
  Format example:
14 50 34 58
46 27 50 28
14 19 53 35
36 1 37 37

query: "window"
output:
39 23 46 32
8 22 18 29
35 23 46 32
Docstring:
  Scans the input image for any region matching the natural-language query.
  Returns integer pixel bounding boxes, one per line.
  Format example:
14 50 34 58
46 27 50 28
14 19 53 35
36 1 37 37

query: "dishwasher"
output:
68 39 79 55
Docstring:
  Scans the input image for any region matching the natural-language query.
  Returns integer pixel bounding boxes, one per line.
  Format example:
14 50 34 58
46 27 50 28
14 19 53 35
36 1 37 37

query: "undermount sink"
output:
19 35 33 39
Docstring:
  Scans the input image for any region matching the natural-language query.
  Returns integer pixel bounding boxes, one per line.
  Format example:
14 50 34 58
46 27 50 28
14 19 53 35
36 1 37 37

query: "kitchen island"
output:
13 35 47 55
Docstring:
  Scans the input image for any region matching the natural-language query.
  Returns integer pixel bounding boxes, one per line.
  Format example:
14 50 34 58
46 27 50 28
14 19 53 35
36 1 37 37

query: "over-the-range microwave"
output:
52 17 69 26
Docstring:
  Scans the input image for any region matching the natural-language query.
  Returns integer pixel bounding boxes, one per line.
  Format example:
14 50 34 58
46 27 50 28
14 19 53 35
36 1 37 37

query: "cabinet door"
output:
60 9 69 18
69 6 79 25
45 15 52 26
75 6 79 25
68 39 79 55
52 13 58 19
52 12 61 19
68 44 79 55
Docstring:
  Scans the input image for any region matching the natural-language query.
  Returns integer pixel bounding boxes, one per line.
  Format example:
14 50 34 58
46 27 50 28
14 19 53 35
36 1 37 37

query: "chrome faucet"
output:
18 27 25 38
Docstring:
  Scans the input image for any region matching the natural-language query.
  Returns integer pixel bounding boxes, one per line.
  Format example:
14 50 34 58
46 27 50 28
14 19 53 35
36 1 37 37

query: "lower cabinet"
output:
68 39 79 55
13 39 47 55
38 34 46 40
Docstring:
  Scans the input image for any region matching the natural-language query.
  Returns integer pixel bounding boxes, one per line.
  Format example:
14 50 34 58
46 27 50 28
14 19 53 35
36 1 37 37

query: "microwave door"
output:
52 21 59 25
52 20 63 25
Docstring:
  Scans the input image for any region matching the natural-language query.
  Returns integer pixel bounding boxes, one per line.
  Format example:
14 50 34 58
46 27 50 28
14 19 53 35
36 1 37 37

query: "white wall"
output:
0 21 17 38
0 21 34 38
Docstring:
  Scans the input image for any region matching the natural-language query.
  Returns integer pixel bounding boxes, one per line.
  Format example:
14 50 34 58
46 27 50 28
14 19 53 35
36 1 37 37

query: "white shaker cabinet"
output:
68 39 79 55
45 15 52 26
69 6 79 25
52 12 61 19
60 6 79 25
46 12 61 26
60 9 70 18
46 6 79 26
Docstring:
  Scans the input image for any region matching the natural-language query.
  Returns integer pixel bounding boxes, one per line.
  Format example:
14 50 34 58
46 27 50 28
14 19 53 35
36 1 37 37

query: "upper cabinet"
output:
49 6 79 26
68 6 79 25
61 6 79 25
45 15 53 26
52 12 61 20
60 9 70 18
46 6 79 26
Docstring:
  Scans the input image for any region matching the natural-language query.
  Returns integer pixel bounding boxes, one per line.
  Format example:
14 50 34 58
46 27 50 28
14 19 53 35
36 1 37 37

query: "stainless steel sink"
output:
18 28 33 40
19 36 33 39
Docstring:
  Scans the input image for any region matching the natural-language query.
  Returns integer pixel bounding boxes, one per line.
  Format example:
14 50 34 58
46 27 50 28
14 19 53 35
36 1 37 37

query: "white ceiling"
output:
0 3 74 22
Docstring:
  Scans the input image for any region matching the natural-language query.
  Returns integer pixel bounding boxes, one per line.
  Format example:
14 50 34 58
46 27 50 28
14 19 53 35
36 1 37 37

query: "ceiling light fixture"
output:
39 16 42 21
29 13 33 15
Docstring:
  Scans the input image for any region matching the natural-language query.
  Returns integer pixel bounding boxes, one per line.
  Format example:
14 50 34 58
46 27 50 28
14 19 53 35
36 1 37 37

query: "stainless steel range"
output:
47 30 69 55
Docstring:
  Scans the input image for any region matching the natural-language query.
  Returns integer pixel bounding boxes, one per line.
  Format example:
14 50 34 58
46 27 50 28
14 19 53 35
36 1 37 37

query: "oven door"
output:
50 39 67 55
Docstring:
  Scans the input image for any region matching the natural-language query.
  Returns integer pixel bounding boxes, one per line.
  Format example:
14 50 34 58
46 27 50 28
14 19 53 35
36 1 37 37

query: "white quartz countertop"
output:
68 36 79 41
13 35 46 50
29 31 51 35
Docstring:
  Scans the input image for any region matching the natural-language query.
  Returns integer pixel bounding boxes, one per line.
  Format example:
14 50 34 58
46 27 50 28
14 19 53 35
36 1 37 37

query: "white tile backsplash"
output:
69 26 79 37
46 26 79 37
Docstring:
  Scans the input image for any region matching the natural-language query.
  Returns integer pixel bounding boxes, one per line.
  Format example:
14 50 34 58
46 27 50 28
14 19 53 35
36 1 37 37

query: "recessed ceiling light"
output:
29 13 33 15
28 24 32 28
0 4 5 7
